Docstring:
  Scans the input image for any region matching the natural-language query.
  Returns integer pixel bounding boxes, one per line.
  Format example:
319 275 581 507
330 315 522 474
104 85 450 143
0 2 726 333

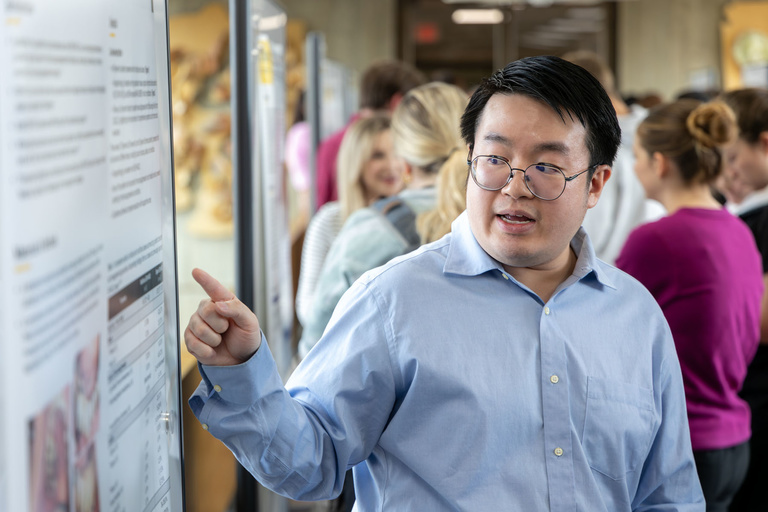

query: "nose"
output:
501 168 534 199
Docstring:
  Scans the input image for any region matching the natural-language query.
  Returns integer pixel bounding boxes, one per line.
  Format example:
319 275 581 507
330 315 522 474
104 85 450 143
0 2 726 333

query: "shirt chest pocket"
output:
582 376 656 481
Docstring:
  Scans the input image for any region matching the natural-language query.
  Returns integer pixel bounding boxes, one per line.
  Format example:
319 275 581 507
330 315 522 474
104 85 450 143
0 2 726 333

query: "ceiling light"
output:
451 9 505 24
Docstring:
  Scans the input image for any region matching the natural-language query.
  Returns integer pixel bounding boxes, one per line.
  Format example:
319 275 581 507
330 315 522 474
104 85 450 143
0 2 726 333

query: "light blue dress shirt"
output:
190 212 704 511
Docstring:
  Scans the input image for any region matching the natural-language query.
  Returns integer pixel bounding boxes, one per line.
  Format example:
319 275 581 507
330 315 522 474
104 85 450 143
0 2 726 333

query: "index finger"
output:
192 268 235 302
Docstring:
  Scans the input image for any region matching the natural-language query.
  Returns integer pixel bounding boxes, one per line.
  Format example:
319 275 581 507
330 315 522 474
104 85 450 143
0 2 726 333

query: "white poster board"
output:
319 59 348 140
251 0 293 378
0 1 185 511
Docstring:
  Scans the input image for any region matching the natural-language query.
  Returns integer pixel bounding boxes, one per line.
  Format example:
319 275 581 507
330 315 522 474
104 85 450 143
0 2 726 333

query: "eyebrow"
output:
482 132 571 156
482 132 513 146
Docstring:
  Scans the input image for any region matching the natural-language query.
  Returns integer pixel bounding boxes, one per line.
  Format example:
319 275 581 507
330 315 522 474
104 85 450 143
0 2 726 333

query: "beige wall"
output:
616 0 730 101
281 0 398 75
282 0 737 102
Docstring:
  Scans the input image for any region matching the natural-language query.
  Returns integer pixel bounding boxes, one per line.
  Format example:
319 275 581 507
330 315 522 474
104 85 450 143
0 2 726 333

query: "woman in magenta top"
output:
616 99 763 512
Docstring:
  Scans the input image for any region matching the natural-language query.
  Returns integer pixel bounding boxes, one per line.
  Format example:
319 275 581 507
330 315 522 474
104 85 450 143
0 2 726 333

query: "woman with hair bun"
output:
616 99 763 512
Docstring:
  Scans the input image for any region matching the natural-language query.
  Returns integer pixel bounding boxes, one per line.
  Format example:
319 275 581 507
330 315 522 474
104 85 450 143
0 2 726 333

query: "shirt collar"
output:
444 212 616 290
729 185 768 216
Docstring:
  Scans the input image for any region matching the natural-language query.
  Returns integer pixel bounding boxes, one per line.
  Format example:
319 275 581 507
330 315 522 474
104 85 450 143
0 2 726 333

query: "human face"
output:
632 138 662 201
361 130 403 202
722 136 768 193
466 93 608 273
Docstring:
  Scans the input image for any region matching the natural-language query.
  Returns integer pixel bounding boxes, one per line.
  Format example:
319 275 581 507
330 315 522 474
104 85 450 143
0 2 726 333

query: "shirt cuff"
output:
188 332 283 419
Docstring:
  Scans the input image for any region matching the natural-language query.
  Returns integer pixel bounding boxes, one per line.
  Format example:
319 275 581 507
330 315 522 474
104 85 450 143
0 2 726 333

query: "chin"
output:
494 249 538 269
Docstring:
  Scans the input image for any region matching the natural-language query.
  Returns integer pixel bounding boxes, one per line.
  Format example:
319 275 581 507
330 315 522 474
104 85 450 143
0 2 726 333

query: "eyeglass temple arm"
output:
563 164 599 182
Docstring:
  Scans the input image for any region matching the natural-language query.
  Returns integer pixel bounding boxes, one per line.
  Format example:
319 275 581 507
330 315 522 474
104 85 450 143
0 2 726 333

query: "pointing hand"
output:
184 268 261 366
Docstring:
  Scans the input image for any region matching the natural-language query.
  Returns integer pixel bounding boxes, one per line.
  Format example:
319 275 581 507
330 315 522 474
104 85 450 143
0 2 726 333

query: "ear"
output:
759 131 768 157
401 159 413 184
652 151 670 179
587 165 611 208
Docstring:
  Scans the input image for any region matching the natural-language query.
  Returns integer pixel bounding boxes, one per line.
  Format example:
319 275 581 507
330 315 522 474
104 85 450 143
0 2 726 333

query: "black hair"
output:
360 60 427 110
460 56 621 169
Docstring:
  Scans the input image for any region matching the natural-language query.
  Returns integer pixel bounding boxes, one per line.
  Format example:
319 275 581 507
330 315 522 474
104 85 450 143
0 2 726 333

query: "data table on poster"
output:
107 266 170 512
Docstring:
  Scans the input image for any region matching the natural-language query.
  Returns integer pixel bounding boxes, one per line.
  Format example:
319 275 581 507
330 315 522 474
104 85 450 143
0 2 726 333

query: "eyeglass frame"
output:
466 150 600 201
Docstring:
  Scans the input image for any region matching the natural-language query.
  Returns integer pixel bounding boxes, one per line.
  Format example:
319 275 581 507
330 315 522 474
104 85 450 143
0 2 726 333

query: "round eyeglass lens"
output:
472 156 510 190
527 164 565 200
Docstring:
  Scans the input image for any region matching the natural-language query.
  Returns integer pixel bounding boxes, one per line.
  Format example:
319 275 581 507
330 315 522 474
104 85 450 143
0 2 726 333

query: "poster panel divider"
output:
230 0 259 510
230 0 292 510
305 31 323 215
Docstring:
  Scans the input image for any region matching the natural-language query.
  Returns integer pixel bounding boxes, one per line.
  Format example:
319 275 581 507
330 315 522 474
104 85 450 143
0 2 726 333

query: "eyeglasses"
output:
468 154 598 201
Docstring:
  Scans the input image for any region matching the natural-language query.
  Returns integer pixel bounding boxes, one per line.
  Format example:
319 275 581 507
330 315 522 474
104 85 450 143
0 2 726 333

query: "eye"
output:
484 156 506 166
531 164 562 176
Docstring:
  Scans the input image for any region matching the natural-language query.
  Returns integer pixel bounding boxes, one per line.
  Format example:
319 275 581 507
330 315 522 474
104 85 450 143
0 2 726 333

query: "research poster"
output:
319 59 348 141
0 0 185 511
252 0 293 378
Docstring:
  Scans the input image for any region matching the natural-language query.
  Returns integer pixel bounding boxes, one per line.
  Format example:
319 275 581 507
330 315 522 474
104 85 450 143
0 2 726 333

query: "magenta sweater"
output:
616 208 763 451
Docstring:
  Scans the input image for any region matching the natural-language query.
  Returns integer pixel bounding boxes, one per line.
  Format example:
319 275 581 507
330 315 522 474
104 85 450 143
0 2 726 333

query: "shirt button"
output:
213 384 222 393
544 306 551 315
201 423 209 431
554 447 564 457
550 375 559 384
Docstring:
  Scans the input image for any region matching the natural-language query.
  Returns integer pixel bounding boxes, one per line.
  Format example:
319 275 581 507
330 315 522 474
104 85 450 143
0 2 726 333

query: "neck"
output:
505 246 577 303
657 184 721 214
364 191 380 206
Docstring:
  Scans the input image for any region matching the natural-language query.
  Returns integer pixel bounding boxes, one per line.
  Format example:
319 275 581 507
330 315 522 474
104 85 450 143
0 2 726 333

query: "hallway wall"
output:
281 0 742 102
616 0 729 100
281 0 398 74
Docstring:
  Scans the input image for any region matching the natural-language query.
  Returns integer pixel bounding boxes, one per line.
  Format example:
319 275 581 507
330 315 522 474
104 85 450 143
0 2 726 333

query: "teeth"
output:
501 214 531 223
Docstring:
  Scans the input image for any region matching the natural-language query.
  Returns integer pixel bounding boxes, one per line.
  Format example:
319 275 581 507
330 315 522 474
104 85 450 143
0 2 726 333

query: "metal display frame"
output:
230 0 292 510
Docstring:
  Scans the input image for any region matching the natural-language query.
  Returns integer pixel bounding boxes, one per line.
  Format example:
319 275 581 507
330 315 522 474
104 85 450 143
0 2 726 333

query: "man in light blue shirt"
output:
185 56 704 510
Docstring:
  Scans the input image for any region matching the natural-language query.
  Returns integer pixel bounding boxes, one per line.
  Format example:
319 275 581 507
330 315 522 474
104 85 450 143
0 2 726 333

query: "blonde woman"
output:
416 145 467 243
295 114 402 329
299 82 468 357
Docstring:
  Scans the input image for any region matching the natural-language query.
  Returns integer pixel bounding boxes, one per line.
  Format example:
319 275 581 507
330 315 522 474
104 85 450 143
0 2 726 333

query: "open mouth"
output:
498 213 533 224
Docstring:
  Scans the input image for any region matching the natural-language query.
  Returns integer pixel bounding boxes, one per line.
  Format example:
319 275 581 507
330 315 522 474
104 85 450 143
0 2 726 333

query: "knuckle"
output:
212 318 229 334
188 314 202 333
